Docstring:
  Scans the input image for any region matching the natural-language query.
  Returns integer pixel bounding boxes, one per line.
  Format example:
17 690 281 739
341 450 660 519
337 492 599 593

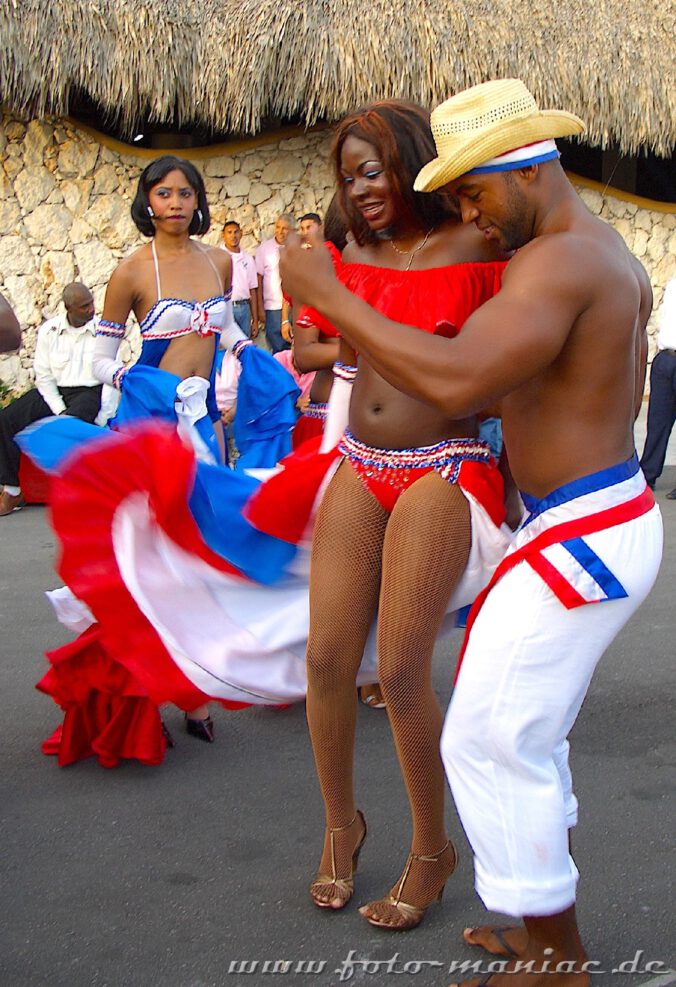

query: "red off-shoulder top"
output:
295 257 507 340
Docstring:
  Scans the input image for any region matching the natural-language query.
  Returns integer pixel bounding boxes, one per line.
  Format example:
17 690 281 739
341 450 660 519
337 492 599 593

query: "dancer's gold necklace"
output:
390 228 434 271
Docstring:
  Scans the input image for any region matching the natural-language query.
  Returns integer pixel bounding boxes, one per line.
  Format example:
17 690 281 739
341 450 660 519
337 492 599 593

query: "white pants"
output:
442 467 662 918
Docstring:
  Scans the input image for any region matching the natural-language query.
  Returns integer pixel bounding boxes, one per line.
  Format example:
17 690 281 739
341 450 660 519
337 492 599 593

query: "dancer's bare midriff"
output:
158 332 215 382
351 360 478 450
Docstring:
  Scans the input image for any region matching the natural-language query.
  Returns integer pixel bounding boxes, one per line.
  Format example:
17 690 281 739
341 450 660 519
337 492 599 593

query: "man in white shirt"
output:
255 213 294 354
221 220 260 338
640 277 676 499
0 282 103 516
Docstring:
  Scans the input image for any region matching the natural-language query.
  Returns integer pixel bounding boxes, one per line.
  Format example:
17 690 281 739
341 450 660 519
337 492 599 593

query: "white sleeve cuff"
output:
92 334 124 388
320 372 354 452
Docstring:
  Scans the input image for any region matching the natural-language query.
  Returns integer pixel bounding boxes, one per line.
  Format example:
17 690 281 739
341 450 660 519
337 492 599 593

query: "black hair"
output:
223 219 240 229
332 101 458 246
131 155 210 237
300 212 322 225
322 194 348 252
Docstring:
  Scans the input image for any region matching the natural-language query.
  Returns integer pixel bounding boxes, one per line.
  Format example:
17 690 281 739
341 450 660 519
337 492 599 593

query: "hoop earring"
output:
196 209 203 225
147 206 155 218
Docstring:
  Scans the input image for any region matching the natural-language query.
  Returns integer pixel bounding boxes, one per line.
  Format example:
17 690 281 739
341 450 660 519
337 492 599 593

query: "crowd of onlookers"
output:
1 222 675 515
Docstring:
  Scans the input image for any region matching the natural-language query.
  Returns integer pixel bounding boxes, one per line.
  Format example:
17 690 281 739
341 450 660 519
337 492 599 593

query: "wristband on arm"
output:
219 315 251 356
93 325 128 389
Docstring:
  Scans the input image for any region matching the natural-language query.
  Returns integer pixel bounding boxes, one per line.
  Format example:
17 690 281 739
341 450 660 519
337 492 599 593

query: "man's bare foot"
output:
448 948 590 987
463 925 528 957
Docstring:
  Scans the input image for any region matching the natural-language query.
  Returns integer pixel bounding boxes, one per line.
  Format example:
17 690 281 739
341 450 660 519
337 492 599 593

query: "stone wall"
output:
0 114 336 390
573 184 676 361
0 111 674 392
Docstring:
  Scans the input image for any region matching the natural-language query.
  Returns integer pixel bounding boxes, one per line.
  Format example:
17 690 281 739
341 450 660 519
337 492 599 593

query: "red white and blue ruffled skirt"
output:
19 365 510 768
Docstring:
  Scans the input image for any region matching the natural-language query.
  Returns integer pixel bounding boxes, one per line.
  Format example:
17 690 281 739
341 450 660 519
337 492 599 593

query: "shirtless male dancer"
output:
280 79 663 987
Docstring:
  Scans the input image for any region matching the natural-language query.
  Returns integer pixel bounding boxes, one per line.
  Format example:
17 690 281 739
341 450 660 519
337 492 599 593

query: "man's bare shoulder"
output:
500 233 593 309
503 220 631 294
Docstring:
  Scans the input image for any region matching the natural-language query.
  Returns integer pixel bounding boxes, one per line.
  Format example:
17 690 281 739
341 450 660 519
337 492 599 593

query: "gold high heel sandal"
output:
359 839 457 930
309 811 367 910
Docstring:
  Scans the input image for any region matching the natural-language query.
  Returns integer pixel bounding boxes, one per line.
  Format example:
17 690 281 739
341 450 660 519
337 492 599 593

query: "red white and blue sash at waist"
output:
456 455 655 676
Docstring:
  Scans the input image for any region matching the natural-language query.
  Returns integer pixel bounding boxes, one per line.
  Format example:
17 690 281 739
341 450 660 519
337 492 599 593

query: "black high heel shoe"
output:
184 714 215 743
161 721 176 748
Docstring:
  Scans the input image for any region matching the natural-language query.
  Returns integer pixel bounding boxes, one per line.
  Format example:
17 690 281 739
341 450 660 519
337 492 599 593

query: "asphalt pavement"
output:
1 419 674 987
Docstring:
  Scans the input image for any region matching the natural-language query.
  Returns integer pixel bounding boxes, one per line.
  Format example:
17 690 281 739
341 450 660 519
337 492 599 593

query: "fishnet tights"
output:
306 461 470 907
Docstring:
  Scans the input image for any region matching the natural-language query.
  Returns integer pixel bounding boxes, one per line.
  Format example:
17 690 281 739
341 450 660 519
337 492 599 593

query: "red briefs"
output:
292 401 327 449
339 430 496 514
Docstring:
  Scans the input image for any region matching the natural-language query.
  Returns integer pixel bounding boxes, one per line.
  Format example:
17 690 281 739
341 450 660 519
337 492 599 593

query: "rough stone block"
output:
204 157 236 178
40 251 76 290
23 204 72 250
261 154 304 184
0 236 37 278
74 240 116 288
93 164 120 195
58 140 100 178
22 120 53 163
3 274 42 325
632 229 648 257
0 199 21 236
84 196 137 249
61 178 93 214
14 167 57 212
224 173 252 197
248 182 271 206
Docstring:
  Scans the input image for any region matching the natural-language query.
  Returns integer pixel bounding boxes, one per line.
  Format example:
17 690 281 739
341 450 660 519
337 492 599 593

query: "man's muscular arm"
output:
0 292 21 352
281 234 583 418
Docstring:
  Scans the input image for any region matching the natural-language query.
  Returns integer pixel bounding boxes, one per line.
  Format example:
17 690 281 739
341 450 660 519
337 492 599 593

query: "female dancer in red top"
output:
303 102 507 928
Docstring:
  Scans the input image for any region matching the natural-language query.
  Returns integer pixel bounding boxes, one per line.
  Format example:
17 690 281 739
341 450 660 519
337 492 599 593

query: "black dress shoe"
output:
666 487 676 500
184 714 215 743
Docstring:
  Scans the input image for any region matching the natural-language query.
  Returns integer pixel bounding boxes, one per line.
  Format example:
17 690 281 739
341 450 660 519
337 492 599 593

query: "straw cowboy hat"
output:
414 79 585 192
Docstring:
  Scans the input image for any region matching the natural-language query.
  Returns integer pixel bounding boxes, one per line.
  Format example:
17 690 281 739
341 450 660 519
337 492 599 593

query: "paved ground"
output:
1 417 674 987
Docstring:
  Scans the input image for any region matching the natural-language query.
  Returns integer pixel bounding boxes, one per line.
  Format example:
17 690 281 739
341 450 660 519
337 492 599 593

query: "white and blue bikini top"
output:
138 241 231 340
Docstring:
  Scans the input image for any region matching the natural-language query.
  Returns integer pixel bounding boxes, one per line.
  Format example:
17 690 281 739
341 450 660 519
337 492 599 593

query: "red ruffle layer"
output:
40 422 250 768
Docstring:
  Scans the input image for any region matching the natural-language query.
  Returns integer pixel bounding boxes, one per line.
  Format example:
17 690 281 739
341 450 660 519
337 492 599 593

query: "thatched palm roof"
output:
1 0 674 155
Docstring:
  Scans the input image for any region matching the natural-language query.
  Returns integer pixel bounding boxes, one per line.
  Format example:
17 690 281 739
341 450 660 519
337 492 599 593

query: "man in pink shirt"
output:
255 214 294 354
221 220 260 338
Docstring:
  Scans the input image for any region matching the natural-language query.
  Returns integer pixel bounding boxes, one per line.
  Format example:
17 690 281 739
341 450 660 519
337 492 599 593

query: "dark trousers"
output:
265 309 290 354
0 385 102 486
640 349 676 484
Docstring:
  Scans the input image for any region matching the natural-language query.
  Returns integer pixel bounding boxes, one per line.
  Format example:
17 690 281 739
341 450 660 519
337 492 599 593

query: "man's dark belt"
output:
233 298 250 304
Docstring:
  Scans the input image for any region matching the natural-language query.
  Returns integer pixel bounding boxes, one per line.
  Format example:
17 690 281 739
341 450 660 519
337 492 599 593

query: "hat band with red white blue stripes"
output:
466 140 560 175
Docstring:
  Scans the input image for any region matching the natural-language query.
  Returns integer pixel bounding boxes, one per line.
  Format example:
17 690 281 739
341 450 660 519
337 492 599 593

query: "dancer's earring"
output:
196 209 204 225
147 206 155 218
